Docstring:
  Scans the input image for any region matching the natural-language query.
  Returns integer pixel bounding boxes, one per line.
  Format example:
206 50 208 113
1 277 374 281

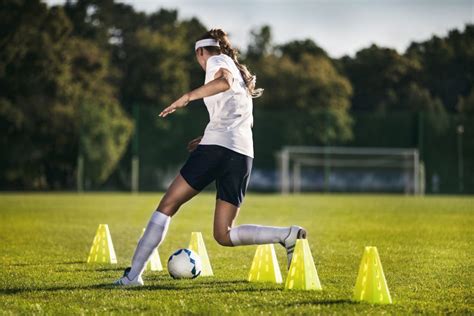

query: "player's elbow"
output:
219 77 232 92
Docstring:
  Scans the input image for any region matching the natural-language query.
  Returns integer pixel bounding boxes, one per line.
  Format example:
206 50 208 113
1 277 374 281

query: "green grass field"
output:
0 193 473 314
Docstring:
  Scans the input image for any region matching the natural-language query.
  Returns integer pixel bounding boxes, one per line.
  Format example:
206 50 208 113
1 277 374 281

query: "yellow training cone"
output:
141 228 163 271
248 244 283 283
188 232 213 276
353 246 392 304
285 239 322 290
87 224 117 264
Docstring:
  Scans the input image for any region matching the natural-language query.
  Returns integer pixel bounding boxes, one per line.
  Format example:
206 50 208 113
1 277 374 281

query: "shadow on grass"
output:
126 279 253 292
0 279 279 295
217 287 282 293
8 263 125 274
9 261 86 267
0 283 112 295
146 277 249 285
283 299 355 306
54 266 125 273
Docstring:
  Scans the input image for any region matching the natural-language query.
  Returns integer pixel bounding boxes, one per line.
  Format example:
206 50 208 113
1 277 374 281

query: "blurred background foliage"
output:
0 0 473 192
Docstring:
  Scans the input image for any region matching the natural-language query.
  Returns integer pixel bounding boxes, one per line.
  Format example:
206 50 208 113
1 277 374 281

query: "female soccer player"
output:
115 29 306 286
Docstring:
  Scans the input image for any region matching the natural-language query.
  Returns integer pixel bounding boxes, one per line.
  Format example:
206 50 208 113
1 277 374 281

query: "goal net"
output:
276 146 423 195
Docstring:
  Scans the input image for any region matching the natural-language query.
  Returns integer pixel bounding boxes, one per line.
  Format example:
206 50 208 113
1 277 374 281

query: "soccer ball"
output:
167 248 202 279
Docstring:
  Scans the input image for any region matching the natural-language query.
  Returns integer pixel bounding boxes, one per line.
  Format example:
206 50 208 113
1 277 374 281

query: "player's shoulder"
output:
206 54 236 77
207 54 232 67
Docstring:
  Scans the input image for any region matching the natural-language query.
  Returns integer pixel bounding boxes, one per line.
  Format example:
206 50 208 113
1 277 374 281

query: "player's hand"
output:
187 136 202 152
159 94 190 118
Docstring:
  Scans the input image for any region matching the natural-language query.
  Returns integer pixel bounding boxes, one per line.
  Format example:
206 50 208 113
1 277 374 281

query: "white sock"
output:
127 211 170 280
229 225 291 246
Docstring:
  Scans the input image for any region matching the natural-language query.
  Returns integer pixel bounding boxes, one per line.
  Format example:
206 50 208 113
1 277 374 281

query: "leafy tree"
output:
63 0 144 47
246 25 273 61
340 45 421 112
278 39 328 62
255 52 353 144
0 0 74 188
64 2 206 108
0 0 132 188
457 89 474 115
178 18 208 90
246 27 352 144
120 28 189 107
406 25 474 112
67 38 133 185
399 83 449 133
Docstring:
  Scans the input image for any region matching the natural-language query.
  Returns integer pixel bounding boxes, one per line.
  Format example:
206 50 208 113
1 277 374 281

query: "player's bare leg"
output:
213 199 240 246
156 174 199 216
213 199 307 268
114 174 198 286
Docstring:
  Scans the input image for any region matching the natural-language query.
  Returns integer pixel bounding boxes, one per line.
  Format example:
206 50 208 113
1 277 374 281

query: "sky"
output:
46 0 473 58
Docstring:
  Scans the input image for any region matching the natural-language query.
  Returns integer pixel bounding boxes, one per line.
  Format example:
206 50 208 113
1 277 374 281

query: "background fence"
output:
80 105 473 194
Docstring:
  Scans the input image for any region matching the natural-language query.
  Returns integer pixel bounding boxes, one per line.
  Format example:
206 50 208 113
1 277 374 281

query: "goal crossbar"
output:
277 146 421 195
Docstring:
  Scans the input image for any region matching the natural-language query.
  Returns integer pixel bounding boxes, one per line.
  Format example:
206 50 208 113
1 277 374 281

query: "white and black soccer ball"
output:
167 248 202 279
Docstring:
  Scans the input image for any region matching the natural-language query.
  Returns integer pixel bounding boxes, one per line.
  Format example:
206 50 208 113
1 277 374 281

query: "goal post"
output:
276 146 424 195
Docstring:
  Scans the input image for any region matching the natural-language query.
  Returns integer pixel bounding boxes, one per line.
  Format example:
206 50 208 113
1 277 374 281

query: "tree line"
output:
1 0 472 189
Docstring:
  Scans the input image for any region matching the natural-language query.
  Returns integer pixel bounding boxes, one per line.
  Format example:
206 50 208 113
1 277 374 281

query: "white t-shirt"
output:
200 54 254 158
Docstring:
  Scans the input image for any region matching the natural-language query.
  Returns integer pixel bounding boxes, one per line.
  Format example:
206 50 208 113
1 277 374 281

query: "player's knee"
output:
213 230 233 247
157 198 181 214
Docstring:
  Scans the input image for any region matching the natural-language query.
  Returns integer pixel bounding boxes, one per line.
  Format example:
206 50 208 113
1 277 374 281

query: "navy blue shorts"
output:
180 145 253 207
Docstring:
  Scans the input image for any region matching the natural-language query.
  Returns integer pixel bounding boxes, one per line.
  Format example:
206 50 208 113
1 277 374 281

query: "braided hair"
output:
198 29 263 98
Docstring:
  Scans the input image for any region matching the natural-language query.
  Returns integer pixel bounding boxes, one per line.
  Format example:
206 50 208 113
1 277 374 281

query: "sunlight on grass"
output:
0 193 473 314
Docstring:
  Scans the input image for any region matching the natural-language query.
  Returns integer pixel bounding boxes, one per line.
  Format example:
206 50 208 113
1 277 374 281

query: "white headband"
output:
195 39 220 51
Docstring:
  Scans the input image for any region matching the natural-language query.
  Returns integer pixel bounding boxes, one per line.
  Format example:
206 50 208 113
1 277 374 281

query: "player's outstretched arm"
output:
159 68 233 118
